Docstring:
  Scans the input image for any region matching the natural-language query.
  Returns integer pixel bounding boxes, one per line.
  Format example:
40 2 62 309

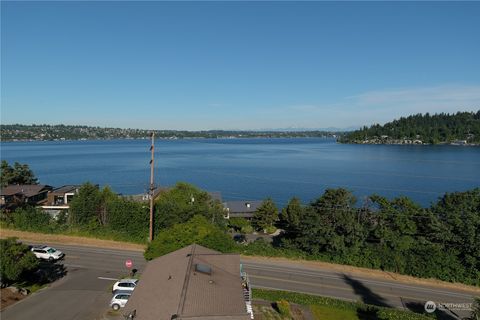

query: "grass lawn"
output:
310 305 358 320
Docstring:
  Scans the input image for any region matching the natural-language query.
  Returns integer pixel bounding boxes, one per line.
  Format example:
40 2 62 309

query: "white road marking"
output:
98 277 118 281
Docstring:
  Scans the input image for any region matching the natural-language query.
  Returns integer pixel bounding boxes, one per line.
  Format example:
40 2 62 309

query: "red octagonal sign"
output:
125 259 133 269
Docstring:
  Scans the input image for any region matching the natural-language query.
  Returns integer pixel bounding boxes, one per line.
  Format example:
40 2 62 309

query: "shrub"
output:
265 225 277 234
276 299 291 317
9 207 60 233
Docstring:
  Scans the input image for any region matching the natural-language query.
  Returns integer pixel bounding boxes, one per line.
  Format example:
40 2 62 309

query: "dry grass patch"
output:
0 229 145 251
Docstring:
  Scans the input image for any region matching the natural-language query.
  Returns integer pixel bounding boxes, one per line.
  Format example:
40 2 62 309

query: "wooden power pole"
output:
149 132 155 242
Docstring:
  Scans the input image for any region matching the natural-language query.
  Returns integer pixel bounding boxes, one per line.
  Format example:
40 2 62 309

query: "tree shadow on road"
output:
342 274 392 320
343 274 391 308
22 261 68 287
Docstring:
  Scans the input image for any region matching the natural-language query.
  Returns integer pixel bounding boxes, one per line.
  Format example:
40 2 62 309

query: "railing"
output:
241 272 254 319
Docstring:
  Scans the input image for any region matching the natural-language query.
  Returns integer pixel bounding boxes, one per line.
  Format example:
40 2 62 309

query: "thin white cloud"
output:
282 84 480 128
348 85 480 108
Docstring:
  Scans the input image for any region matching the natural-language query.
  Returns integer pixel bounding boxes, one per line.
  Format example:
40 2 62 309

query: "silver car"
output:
110 291 131 310
112 278 138 293
31 245 65 261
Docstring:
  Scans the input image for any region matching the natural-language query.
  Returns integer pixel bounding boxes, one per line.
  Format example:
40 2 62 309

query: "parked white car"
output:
112 279 138 293
110 291 131 310
31 245 65 261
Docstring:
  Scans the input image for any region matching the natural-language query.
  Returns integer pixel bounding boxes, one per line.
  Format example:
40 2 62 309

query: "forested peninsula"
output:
339 111 480 145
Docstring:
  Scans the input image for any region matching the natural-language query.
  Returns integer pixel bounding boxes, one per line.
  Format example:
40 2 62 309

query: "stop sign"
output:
125 259 133 269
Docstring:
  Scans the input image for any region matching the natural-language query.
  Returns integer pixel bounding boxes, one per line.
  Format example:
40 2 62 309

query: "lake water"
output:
1 138 479 207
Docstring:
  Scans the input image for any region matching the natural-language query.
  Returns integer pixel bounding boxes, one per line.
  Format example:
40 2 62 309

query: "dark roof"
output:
50 185 80 195
224 201 263 214
0 184 52 197
208 191 223 203
124 244 250 320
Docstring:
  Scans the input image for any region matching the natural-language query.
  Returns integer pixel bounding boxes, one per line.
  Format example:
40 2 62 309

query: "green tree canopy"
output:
1 160 38 187
144 215 235 260
154 182 226 233
279 197 304 236
252 198 279 231
68 182 102 226
340 111 480 144
0 238 38 285
430 188 480 282
292 188 366 261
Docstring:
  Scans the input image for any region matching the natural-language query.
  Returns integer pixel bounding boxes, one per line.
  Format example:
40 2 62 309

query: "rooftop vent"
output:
195 263 212 275
245 202 251 208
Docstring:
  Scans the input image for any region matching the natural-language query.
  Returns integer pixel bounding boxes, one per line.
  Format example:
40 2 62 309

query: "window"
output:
195 263 212 275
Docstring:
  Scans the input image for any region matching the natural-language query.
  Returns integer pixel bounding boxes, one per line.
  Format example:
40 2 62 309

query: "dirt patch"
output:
0 229 145 252
0 288 26 311
241 255 480 295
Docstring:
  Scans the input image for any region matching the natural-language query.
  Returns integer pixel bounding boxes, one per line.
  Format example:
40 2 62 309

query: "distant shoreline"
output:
339 140 480 147
0 136 337 143
2 137 479 146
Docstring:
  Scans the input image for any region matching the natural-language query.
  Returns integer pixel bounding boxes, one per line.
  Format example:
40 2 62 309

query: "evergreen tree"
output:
1 160 38 187
68 182 102 226
252 198 279 231
279 197 304 236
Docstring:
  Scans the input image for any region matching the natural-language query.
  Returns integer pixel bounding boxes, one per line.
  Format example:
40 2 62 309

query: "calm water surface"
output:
1 138 479 207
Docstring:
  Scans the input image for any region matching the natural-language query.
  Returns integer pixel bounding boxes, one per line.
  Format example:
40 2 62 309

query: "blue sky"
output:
2 1 479 130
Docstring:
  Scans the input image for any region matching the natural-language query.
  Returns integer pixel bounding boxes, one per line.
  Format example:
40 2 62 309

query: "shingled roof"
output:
0 184 52 197
124 244 250 320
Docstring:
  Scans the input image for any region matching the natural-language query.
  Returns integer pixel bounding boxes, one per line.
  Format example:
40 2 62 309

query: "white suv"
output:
31 246 65 261
110 291 131 310
112 279 138 293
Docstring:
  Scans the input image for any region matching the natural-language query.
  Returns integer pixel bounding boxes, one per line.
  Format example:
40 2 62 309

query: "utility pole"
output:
149 132 155 242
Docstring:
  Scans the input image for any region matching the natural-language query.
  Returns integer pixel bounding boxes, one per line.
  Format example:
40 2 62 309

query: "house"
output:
223 201 263 219
126 188 223 205
0 184 53 211
126 186 170 202
41 185 80 218
124 244 252 320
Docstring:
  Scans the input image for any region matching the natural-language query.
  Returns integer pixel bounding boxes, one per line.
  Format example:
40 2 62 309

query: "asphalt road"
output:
1 244 477 320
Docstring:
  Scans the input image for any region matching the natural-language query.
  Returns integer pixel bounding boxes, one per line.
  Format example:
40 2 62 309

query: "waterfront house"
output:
0 184 53 211
223 201 263 219
123 244 252 320
41 185 80 218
